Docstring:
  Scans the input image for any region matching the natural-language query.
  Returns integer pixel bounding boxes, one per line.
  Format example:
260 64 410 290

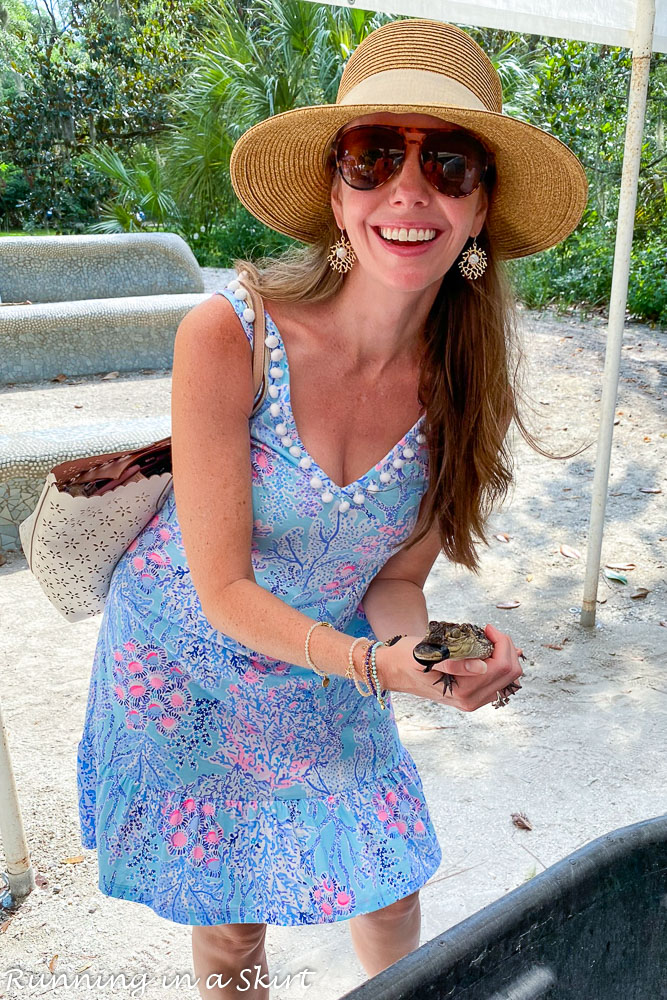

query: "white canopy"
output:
322 0 666 52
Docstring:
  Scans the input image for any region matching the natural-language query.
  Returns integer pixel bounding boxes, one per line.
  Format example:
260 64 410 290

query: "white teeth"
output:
378 227 437 243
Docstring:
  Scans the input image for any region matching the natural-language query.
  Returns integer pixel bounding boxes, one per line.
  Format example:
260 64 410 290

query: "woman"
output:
76 17 587 999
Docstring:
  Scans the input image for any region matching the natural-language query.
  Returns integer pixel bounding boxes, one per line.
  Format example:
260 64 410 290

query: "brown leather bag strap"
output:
247 283 269 416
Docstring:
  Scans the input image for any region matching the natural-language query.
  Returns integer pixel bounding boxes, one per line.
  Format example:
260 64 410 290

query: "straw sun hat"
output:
229 18 588 260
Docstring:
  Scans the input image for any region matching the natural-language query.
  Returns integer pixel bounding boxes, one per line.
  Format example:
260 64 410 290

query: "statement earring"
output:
327 228 356 273
458 236 488 280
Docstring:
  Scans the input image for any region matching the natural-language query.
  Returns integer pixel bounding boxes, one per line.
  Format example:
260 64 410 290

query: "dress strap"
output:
214 285 269 415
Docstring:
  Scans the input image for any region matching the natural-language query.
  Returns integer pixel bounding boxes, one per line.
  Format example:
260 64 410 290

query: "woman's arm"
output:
361 578 429 639
361 503 443 639
202 578 370 678
172 296 369 683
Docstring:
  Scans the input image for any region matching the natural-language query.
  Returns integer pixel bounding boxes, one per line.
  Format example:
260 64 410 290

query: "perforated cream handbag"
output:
19 281 268 622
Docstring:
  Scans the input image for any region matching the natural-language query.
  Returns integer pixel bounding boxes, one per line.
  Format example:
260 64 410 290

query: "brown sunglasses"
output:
330 123 494 198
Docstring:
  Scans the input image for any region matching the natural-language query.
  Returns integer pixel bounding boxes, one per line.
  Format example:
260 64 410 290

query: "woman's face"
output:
330 112 490 292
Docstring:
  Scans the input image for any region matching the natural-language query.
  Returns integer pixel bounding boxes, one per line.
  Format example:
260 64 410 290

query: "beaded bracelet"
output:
369 640 388 710
346 637 373 697
362 641 389 709
362 641 377 697
383 634 407 648
304 620 334 688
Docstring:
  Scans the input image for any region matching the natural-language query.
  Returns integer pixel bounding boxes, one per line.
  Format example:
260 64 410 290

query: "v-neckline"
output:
263 308 426 493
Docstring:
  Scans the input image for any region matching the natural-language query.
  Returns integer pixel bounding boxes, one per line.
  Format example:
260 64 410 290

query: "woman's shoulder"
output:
262 297 335 352
207 286 256 348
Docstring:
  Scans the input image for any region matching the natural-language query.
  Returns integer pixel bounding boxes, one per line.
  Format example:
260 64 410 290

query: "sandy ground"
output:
0 267 665 999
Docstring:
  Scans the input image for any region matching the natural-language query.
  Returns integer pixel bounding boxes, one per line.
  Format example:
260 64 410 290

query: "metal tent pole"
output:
580 0 656 627
0 695 35 901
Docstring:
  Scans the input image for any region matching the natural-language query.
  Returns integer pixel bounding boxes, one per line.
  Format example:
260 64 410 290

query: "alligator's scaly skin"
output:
412 620 522 703
413 621 494 664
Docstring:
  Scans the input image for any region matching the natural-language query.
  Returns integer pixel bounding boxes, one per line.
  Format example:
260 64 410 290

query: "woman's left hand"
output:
379 622 524 711
456 621 524 706
483 621 524 663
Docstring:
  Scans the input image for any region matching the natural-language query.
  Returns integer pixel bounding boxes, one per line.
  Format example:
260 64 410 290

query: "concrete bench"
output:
0 293 208 383
0 233 210 383
0 417 171 556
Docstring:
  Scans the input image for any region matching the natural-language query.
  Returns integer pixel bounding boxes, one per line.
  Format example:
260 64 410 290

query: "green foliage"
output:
187 205 296 267
1 1 665 324
510 209 667 324
0 160 29 228
0 0 213 227
81 144 181 233
626 237 667 323
0 0 38 102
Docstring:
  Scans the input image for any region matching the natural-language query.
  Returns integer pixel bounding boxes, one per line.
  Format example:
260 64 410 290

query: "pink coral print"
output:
243 655 290 679
126 517 173 595
310 872 356 921
112 639 191 735
373 784 427 838
377 525 407 540
319 563 361 597
163 796 225 872
162 795 263 876
251 445 275 484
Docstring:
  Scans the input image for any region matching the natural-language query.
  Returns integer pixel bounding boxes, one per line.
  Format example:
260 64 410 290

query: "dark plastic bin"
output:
340 813 667 1000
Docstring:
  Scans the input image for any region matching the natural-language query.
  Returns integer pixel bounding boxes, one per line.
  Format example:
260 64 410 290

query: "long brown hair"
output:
233 177 582 572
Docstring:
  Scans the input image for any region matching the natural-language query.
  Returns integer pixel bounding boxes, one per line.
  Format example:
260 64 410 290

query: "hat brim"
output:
229 104 588 259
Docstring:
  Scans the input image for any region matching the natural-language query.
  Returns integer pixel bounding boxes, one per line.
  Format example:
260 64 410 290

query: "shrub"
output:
187 207 296 267
509 216 666 326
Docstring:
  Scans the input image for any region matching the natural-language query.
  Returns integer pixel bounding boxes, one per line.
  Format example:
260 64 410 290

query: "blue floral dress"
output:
76 286 442 926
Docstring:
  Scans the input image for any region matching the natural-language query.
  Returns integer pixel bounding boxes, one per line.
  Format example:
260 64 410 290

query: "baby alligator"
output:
412 621 523 705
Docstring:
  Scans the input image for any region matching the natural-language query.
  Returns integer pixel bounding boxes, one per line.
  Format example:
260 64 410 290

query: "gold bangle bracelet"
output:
304 620 334 688
346 637 373 697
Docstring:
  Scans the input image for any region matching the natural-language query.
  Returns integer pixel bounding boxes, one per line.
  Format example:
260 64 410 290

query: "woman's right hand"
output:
375 630 523 712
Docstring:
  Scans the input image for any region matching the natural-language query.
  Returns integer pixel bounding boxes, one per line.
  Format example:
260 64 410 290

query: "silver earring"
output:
458 236 488 280
327 228 356 273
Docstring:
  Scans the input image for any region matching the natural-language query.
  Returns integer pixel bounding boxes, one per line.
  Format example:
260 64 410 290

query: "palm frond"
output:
86 201 139 234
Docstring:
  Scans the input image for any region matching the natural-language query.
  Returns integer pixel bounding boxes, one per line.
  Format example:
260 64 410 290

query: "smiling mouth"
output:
373 226 441 245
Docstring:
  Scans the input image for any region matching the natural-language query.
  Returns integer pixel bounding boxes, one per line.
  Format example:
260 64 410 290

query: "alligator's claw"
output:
425 669 459 698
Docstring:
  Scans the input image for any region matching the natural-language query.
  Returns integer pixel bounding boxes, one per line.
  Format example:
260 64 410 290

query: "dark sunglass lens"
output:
336 127 404 189
422 132 487 196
